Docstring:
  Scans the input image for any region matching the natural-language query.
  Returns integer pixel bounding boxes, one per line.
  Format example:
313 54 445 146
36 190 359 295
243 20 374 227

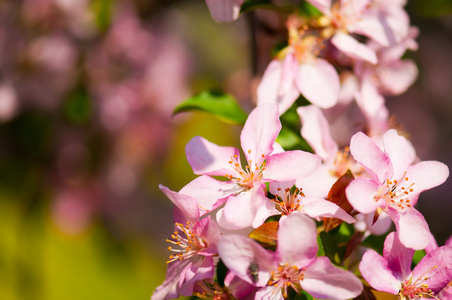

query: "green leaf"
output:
317 231 339 264
298 0 323 17
276 127 313 152
90 0 113 31
240 0 296 13
361 233 389 254
173 90 248 125
412 250 426 266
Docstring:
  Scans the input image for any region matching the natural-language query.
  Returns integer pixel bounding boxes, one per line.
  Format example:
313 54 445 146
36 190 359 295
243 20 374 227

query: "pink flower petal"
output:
302 198 356 223
355 77 386 119
186 136 240 176
382 232 414 280
296 165 338 199
180 175 234 214
301 257 363 299
217 234 274 286
159 185 200 224
264 150 321 182
205 0 245 23
297 105 338 162
382 129 415 180
412 245 452 294
240 104 281 166
404 161 449 196
346 177 381 214
363 211 393 235
179 256 216 296
331 32 377 64
257 55 300 115
349 131 390 183
224 272 259 299
276 213 318 267
388 207 431 250
295 58 339 109
378 59 418 95
217 185 276 230
359 249 401 294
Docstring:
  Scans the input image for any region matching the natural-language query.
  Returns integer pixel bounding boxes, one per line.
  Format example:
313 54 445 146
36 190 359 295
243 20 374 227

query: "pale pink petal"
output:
180 175 235 214
404 161 449 196
356 6 410 46
276 213 318 267
349 131 390 182
205 0 245 23
296 165 337 199
272 142 285 154
179 256 216 296
412 245 452 294
297 105 338 162
186 136 240 176
388 207 431 250
295 58 339 109
382 129 415 180
301 257 363 299
224 272 259 299
152 259 190 300
355 77 386 119
425 233 439 254
255 286 282 300
217 234 274 286
331 32 377 64
196 216 220 255
364 210 392 235
446 236 452 246
264 150 321 182
378 59 418 95
382 232 414 281
257 55 300 116
346 177 381 214
302 198 356 223
217 185 276 230
159 185 200 224
241 104 281 165
339 71 359 105
359 249 401 294
268 180 295 196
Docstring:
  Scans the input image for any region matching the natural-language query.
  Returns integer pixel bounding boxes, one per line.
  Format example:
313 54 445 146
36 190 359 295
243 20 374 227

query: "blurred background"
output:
0 0 450 299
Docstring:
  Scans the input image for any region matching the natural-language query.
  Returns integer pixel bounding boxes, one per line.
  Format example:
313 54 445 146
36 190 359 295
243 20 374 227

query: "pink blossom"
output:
360 232 452 299
185 104 321 229
354 27 419 120
152 186 220 300
268 180 356 224
296 105 361 198
218 213 363 299
257 18 340 115
346 129 449 250
205 0 245 22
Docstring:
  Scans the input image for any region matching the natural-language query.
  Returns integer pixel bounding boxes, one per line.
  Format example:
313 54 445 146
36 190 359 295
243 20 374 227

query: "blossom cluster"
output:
152 1 452 299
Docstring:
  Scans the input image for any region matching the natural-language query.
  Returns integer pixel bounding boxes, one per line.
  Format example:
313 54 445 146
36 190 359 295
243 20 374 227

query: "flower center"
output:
272 187 305 215
194 279 228 300
166 222 207 263
399 267 439 299
268 264 305 298
331 147 362 177
376 172 414 211
224 150 266 189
